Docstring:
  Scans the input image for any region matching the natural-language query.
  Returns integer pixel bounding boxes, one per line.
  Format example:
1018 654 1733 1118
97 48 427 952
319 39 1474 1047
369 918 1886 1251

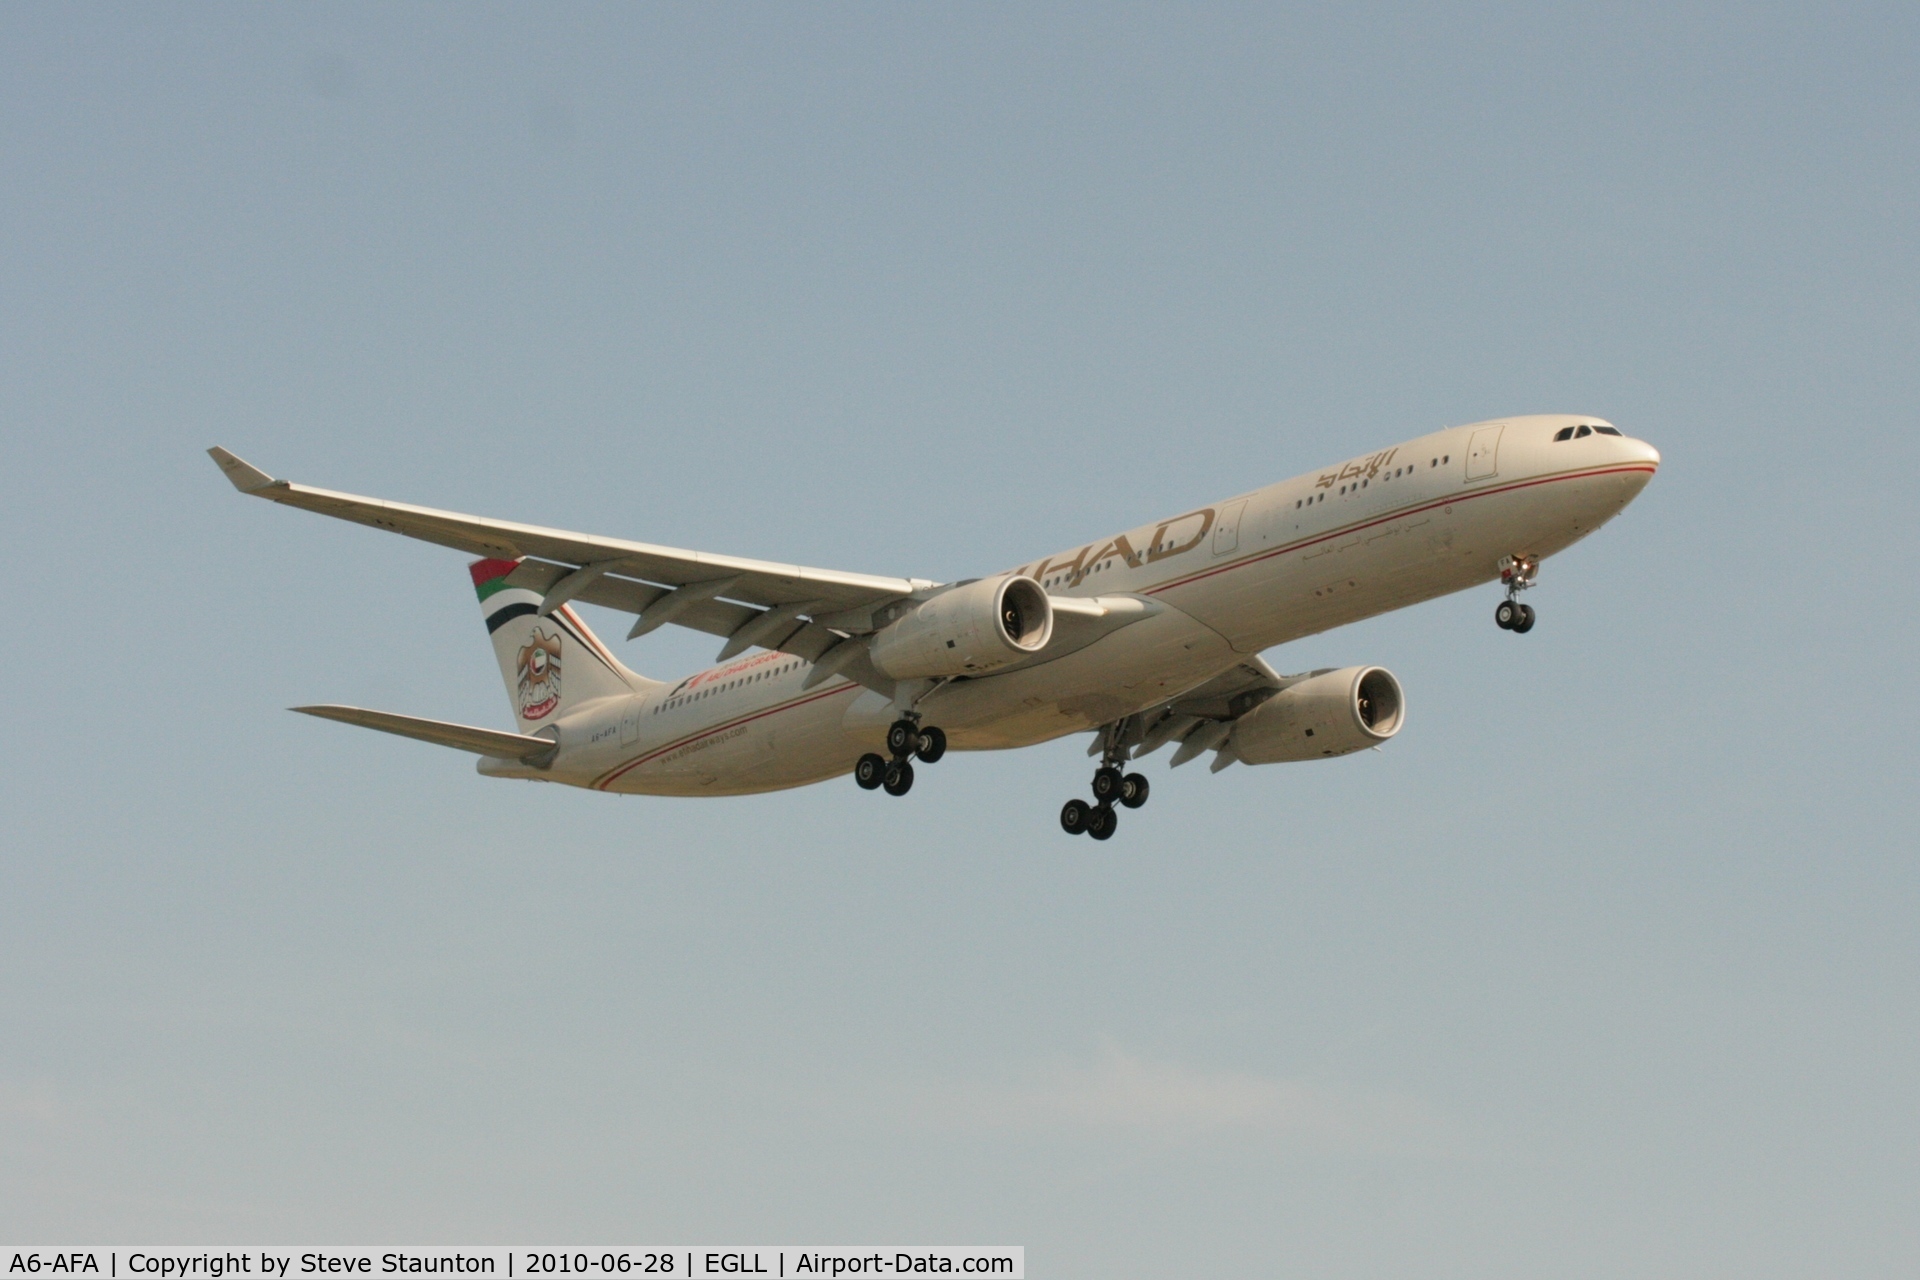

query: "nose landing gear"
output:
856 718 949 798
1494 599 1534 632
1495 555 1538 634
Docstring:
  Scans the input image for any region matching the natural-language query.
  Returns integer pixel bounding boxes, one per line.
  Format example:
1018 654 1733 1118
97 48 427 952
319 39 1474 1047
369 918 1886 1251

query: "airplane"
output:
209 414 1658 839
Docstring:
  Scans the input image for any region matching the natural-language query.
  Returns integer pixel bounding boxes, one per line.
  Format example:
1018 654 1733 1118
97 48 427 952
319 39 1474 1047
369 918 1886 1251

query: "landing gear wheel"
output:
883 758 915 796
854 753 887 790
886 720 920 758
1091 766 1124 803
1086 804 1118 841
914 725 948 763
1495 600 1518 630
1060 798 1091 836
1119 773 1150 809
1512 603 1536 634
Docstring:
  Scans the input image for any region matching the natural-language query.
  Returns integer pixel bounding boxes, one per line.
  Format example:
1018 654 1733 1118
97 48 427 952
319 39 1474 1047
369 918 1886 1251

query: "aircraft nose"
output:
1629 438 1661 470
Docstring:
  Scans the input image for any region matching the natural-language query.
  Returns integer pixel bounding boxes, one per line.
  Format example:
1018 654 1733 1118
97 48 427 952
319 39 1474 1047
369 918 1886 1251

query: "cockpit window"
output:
1593 425 1622 436
1553 427 1574 441
1574 425 1592 438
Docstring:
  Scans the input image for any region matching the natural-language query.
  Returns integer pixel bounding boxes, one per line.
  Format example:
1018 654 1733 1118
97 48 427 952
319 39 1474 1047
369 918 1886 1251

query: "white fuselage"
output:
489 415 1659 796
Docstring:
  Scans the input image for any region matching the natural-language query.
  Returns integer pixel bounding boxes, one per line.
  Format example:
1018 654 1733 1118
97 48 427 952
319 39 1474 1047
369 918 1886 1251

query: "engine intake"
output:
1228 666 1404 764
869 574 1053 680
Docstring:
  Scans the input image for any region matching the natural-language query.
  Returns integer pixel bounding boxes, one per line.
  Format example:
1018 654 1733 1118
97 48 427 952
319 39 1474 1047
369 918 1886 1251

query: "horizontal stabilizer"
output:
291 705 557 764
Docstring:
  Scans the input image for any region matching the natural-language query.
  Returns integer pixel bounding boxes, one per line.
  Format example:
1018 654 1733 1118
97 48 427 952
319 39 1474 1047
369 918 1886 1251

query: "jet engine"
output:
1228 666 1404 763
868 574 1053 680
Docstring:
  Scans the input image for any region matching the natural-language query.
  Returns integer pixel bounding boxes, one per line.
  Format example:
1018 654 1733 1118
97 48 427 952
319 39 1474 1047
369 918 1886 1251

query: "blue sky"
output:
2 4 1916 1275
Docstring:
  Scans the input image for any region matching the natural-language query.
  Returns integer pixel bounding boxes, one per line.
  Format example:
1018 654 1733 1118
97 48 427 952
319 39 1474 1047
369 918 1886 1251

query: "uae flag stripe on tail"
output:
470 558 523 602
471 559 543 631
468 557 624 675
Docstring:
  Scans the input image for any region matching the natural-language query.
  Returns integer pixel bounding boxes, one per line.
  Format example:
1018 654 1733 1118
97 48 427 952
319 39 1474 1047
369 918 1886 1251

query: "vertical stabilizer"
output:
469 559 654 731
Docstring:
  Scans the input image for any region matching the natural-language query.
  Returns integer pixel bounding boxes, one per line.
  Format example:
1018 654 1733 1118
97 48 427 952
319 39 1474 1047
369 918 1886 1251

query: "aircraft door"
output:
1213 500 1247 556
620 698 641 746
1465 424 1504 482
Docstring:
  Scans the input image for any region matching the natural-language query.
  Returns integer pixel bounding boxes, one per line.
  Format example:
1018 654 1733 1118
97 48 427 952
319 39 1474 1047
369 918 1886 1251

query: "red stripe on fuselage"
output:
590 680 864 790
592 463 1653 790
1145 463 1657 598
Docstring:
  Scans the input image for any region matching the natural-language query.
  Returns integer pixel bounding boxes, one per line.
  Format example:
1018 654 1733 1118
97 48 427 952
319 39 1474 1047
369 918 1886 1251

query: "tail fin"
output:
469 559 654 731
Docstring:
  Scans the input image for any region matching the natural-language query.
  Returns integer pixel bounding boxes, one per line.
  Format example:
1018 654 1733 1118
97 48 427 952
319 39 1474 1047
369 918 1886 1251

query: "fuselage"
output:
485 415 1658 796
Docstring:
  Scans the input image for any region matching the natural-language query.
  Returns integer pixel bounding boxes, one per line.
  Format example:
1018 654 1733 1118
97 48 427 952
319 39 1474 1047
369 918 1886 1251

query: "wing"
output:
210 448 933 661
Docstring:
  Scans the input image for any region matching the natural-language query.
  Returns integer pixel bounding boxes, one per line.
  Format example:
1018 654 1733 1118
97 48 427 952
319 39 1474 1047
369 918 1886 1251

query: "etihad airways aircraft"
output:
211 414 1657 839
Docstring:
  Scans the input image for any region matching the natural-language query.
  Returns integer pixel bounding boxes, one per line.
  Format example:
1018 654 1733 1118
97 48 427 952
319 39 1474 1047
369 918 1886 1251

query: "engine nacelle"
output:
868 574 1053 680
1228 666 1404 763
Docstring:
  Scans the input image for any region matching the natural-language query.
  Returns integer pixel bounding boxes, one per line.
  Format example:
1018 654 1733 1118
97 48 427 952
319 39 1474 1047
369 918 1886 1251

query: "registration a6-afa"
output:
10 1257 101 1274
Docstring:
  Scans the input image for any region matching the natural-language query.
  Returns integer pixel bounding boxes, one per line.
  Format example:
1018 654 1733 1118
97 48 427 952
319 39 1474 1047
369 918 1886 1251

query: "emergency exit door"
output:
1213 500 1247 555
1465 424 1504 482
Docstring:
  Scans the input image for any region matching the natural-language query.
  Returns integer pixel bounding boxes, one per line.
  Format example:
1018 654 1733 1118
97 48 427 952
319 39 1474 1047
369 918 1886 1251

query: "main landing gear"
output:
1495 554 1538 634
1060 746 1150 841
854 718 948 798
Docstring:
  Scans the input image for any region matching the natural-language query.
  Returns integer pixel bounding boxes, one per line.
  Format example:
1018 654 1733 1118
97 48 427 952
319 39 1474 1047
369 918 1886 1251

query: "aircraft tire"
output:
1087 804 1118 841
1092 766 1124 802
1119 773 1150 809
855 753 887 790
914 726 948 764
883 759 915 797
1495 600 1518 630
1512 604 1536 633
886 720 920 757
1060 799 1091 836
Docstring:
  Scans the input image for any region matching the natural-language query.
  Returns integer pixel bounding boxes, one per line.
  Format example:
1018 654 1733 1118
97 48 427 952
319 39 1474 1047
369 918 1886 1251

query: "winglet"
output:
207 446 276 493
